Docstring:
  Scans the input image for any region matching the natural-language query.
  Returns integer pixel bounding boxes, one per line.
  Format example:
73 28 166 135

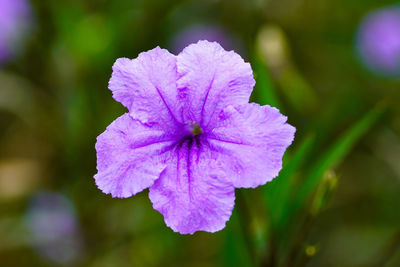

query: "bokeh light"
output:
356 5 400 77
0 0 33 64
25 192 83 265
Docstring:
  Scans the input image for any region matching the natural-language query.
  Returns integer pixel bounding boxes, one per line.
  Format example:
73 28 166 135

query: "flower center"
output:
185 122 203 136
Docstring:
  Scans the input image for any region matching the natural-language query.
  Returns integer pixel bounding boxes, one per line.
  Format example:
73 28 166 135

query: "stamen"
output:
191 123 203 135
185 122 203 136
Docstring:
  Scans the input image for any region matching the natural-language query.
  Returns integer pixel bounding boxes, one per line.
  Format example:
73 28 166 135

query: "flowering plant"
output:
95 41 295 234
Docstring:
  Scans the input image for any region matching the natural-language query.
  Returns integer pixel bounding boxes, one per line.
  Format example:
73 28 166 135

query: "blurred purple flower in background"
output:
0 0 33 64
25 192 83 264
169 24 245 56
356 6 400 77
95 41 295 234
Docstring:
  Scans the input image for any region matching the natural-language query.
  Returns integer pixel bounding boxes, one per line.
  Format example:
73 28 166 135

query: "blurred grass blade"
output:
309 170 339 217
251 52 280 108
278 67 319 115
284 171 339 267
296 103 386 207
264 134 315 228
223 209 253 267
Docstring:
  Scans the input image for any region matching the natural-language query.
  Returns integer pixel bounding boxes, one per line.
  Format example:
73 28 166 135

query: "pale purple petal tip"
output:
95 113 174 198
149 145 235 234
108 47 181 127
208 103 295 188
177 40 255 125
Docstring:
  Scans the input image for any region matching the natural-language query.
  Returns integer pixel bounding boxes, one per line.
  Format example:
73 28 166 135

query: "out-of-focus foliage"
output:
1 0 400 266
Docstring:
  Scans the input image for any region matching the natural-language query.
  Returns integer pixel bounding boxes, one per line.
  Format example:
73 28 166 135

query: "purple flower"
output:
0 0 32 64
356 6 400 76
95 41 295 234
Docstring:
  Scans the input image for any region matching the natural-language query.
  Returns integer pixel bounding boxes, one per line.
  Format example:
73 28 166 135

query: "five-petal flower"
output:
95 41 295 234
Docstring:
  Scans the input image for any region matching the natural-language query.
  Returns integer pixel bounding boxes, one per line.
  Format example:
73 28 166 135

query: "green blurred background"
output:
1 0 400 266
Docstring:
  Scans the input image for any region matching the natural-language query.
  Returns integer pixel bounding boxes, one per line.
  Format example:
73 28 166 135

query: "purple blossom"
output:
95 41 295 234
356 6 400 76
0 0 32 64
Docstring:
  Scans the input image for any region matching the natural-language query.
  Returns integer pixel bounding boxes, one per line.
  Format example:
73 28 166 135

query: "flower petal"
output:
177 40 255 126
94 113 176 198
207 103 296 188
149 141 235 234
109 47 182 126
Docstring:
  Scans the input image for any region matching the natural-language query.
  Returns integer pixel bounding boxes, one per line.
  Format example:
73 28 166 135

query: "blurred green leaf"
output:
265 134 316 229
223 210 253 267
279 67 319 115
295 103 386 209
309 170 339 216
267 134 315 232
251 52 280 108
